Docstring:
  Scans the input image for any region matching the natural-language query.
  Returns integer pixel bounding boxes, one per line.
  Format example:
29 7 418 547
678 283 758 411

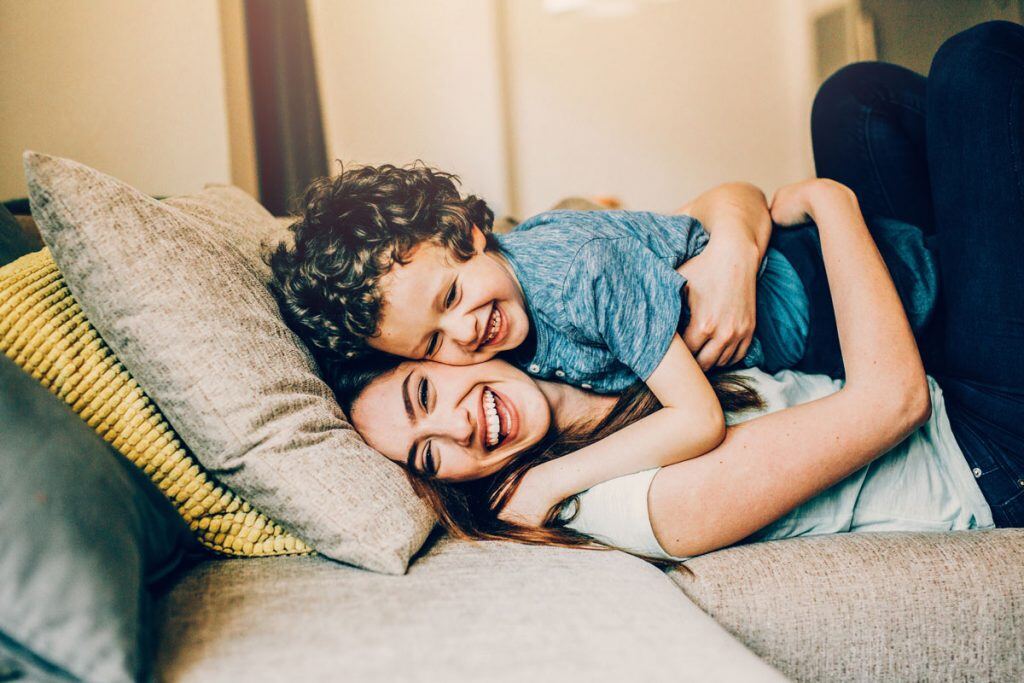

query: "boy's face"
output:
370 226 530 365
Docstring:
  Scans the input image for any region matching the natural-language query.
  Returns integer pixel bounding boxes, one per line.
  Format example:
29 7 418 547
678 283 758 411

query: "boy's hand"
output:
497 468 561 528
677 237 759 370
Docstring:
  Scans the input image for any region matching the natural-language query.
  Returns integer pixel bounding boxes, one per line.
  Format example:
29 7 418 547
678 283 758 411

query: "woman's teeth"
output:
481 306 502 346
483 387 508 447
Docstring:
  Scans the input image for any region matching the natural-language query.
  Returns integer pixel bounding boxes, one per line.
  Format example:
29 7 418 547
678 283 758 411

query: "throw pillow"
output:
0 354 196 683
0 203 35 267
24 152 433 574
0 249 309 556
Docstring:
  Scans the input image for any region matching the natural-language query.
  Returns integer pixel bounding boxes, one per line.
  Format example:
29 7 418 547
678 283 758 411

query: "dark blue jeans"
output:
811 21 1024 527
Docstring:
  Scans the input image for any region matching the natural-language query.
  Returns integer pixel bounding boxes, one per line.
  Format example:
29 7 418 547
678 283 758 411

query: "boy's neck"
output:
536 379 617 434
485 247 524 296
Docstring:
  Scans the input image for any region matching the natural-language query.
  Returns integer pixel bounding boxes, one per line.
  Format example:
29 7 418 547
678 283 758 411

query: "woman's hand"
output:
497 468 561 528
676 240 760 369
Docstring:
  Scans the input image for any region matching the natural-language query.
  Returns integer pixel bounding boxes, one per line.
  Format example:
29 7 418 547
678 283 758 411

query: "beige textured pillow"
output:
24 152 434 574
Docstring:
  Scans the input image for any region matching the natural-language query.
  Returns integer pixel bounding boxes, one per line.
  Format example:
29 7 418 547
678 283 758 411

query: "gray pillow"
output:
0 203 36 267
0 354 196 683
24 152 433 574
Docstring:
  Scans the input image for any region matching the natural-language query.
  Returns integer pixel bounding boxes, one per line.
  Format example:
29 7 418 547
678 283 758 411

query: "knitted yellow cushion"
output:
0 249 311 557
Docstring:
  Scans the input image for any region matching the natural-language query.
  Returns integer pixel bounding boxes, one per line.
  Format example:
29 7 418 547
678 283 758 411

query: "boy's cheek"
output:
436 347 496 366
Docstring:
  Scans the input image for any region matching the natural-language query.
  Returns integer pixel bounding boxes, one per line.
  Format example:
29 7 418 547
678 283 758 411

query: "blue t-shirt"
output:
494 209 809 393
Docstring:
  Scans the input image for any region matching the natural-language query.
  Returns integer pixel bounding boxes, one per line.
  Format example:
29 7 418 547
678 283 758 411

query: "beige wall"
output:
308 0 511 214
0 1 231 200
309 0 815 218
503 0 813 215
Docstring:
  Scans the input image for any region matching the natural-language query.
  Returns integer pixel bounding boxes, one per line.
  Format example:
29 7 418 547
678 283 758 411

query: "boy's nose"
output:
448 313 479 349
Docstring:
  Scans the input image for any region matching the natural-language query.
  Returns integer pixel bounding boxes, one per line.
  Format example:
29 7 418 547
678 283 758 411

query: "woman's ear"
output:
470 224 487 254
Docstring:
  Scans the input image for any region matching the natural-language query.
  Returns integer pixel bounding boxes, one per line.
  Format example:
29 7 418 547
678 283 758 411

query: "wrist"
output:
804 179 858 216
704 230 761 272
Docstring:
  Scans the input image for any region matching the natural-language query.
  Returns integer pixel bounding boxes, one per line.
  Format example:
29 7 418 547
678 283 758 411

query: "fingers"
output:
732 335 753 366
696 336 728 371
682 323 710 355
724 335 752 367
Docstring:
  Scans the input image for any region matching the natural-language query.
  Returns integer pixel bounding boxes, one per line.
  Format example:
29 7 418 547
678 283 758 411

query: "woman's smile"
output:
349 358 553 481
480 385 519 450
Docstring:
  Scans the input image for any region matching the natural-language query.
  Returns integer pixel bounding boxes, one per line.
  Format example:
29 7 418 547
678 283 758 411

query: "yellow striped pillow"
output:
0 249 310 557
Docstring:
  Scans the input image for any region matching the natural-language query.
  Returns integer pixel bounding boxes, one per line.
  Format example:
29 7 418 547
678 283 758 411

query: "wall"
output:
502 0 813 215
308 0 510 214
0 1 232 200
309 0 815 218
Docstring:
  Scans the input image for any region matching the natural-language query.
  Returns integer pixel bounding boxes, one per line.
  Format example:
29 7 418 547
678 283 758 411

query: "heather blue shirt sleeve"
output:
562 237 687 382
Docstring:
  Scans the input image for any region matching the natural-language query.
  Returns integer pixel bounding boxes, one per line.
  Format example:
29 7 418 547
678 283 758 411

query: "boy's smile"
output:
370 226 530 365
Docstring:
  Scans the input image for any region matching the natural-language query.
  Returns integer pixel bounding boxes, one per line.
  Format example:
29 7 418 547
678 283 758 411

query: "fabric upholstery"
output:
24 152 434 574
0 354 196 683
670 530 1024 682
155 537 785 682
0 203 35 266
0 249 309 556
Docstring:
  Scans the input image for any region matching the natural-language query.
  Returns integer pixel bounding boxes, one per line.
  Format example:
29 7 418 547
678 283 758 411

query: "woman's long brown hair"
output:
331 355 763 555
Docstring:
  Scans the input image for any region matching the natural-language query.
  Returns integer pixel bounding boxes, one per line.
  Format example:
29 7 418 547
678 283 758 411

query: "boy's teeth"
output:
483 307 502 345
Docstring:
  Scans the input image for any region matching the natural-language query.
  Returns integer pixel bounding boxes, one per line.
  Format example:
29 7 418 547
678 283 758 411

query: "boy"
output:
270 163 937 390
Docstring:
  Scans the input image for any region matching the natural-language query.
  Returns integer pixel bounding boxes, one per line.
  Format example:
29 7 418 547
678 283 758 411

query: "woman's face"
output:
350 359 553 482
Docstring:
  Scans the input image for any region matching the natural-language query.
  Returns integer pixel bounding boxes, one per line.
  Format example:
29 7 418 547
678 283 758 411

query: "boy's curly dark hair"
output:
268 162 494 360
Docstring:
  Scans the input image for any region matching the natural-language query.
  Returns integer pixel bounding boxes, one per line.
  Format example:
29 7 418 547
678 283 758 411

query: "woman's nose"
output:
421 402 474 447
441 408 474 447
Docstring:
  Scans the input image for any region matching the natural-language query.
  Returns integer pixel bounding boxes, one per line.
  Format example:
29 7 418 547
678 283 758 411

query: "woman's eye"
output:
418 378 429 409
444 281 457 309
426 333 440 358
424 442 438 476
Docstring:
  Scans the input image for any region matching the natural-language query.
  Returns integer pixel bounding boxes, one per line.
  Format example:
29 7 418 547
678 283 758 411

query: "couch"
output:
2 161 1022 683
151 530 1024 682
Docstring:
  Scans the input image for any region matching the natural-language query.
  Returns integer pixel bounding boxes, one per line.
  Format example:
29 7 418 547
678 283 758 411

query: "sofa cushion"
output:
155 537 785 682
0 354 196 683
0 249 309 557
24 152 433 574
670 530 1024 682
0 203 35 267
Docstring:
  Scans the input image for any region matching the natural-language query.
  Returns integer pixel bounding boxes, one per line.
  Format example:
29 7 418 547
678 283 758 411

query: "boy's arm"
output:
675 182 772 369
499 335 726 526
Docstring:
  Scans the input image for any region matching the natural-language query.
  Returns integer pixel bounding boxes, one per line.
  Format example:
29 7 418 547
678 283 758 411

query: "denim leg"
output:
812 62 937 233
926 21 1024 525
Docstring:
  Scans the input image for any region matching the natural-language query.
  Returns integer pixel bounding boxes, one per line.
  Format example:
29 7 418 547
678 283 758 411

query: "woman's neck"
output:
536 379 618 434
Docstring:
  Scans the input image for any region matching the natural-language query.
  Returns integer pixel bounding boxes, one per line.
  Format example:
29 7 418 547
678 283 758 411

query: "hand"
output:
677 239 759 370
497 469 560 528
769 179 856 227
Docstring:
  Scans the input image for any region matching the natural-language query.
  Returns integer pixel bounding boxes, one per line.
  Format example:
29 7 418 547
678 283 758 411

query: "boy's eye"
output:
425 333 440 358
444 281 458 309
418 377 429 410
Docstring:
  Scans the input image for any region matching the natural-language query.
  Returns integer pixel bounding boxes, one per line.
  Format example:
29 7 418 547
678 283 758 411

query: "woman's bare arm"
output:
500 334 727 527
649 179 931 558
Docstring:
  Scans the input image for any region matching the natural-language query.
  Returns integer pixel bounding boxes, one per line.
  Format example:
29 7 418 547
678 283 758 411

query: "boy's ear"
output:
470 224 487 254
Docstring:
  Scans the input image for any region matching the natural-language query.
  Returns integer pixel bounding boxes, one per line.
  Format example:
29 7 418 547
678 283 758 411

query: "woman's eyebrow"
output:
400 371 422 474
401 370 415 422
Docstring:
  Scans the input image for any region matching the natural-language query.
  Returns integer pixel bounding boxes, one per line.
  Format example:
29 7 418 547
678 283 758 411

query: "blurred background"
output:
1 0 1021 218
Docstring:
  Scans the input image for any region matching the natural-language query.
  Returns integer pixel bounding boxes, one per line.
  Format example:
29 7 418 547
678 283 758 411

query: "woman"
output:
336 22 1023 559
